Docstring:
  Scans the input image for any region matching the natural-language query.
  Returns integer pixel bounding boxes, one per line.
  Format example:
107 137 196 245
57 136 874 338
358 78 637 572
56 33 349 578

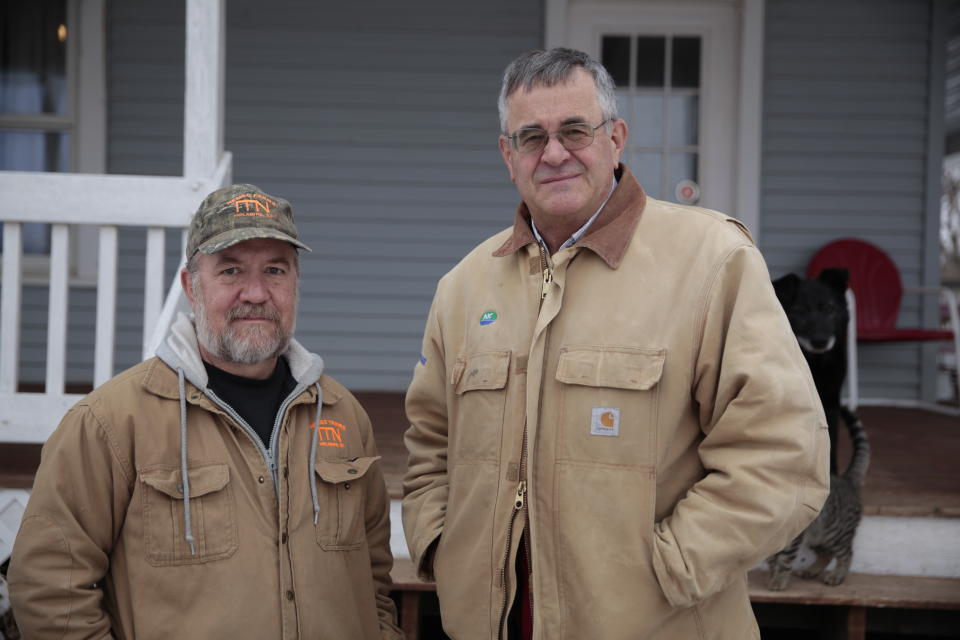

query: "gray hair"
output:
497 48 618 134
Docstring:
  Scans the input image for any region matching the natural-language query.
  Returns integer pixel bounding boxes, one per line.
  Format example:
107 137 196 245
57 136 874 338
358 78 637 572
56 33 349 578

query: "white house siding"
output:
760 0 941 402
97 0 543 390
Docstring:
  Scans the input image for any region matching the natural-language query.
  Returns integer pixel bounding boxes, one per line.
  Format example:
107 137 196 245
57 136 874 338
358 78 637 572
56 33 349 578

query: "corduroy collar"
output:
492 164 647 269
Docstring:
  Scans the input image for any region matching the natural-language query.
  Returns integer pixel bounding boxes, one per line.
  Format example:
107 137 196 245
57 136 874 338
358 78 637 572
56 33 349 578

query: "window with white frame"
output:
0 0 104 283
601 34 702 204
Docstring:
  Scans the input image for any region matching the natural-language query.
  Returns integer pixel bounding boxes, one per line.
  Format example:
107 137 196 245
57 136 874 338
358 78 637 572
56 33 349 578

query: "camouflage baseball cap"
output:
186 183 312 258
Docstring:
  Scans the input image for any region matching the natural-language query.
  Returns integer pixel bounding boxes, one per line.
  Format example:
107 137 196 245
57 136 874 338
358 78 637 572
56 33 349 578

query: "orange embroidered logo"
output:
311 419 346 447
600 411 616 428
225 194 277 218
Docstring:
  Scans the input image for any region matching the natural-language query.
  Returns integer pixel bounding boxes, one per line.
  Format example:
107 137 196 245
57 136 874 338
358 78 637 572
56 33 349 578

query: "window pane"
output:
601 36 631 88
0 130 71 172
668 95 699 146
668 152 698 202
671 37 701 89
632 94 664 147
615 92 629 124
1 0 69 115
634 151 662 200
636 37 665 88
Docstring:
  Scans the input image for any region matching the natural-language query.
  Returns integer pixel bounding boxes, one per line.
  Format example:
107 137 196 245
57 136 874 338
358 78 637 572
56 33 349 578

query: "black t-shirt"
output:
203 357 297 448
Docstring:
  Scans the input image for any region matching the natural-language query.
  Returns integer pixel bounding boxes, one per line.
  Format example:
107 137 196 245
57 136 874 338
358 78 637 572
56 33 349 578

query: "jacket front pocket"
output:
556 345 665 466
314 455 380 550
139 463 238 566
451 349 511 461
556 460 668 639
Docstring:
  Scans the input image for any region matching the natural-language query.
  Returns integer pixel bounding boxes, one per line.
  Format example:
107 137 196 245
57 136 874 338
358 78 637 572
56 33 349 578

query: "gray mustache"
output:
228 304 279 322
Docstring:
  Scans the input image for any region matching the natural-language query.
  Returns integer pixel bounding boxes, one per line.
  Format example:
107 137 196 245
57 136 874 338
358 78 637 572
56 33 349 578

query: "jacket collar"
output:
492 164 647 269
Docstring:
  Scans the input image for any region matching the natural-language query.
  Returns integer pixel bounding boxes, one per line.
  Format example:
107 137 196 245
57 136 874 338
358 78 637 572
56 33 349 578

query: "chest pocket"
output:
451 349 511 461
556 346 665 466
139 463 238 566
314 455 380 551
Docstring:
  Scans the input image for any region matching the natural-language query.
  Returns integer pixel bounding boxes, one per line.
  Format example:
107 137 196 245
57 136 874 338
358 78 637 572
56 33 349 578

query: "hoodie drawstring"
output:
309 383 323 525
178 368 197 556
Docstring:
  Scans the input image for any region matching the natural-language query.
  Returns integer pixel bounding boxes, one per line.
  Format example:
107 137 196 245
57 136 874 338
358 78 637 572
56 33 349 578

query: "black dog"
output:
773 268 850 475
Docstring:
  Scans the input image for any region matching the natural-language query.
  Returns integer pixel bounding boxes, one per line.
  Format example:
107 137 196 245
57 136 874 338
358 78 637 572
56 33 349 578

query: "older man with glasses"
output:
402 47 829 639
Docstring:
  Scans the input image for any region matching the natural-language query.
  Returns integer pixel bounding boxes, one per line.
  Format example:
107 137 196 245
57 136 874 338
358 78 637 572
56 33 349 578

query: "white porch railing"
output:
0 157 231 443
0 0 228 445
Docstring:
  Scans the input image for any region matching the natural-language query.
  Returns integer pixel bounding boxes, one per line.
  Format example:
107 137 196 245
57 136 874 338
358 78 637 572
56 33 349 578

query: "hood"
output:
155 311 325 392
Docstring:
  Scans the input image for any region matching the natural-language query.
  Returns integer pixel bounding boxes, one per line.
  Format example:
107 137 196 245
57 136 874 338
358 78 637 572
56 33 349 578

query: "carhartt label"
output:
590 407 620 437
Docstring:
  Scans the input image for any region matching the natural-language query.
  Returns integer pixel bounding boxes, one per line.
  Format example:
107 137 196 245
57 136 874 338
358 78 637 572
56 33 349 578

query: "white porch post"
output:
184 0 225 183
140 0 228 361
0 223 22 393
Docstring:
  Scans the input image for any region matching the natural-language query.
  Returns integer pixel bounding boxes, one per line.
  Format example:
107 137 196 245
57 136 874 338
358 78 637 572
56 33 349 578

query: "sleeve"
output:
356 408 404 640
7 402 133 639
651 244 831 608
401 292 449 581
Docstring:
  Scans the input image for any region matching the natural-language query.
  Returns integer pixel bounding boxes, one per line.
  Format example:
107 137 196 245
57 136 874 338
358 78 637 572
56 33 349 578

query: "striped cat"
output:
766 407 870 590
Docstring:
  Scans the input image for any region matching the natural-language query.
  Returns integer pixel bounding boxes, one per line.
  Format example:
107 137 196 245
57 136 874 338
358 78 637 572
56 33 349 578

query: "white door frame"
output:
546 0 765 241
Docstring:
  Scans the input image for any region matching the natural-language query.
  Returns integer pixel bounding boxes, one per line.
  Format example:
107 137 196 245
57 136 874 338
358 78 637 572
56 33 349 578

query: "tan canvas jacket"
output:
9 313 402 640
402 165 830 640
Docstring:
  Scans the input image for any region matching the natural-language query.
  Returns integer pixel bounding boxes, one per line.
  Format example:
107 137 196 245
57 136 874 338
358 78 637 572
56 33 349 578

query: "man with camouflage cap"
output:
9 184 403 639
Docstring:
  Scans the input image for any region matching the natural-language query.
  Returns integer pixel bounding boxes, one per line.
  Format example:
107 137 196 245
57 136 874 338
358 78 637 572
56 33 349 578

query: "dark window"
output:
671 37 701 88
0 0 69 255
601 35 631 88
635 36 665 88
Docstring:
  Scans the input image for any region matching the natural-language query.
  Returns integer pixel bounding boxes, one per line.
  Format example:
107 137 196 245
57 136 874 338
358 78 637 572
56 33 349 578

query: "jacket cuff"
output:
651 527 700 609
415 534 441 583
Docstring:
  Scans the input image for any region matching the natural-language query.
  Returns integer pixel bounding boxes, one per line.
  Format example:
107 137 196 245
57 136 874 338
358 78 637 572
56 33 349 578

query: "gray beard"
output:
192 284 297 366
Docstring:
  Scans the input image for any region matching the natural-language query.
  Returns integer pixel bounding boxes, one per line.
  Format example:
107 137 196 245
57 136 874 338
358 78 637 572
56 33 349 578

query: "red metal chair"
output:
807 238 960 410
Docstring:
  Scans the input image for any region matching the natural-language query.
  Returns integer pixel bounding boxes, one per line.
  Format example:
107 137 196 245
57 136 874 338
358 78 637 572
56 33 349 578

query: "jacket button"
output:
285 590 295 601
258 475 265 483
281 532 288 544
347 468 358 475
344 483 351 490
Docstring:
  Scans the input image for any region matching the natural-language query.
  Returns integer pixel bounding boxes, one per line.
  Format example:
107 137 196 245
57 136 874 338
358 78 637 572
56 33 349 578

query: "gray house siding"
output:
107 1 187 375
946 0 960 154
100 0 541 391
15 287 95 385
760 0 941 402
16 0 946 402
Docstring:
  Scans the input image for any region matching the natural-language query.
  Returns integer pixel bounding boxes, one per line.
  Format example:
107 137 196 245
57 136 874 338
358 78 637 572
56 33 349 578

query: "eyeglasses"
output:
505 120 609 154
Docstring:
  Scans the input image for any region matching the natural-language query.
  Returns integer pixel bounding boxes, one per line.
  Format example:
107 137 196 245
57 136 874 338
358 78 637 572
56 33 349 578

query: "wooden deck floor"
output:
2 396 957 519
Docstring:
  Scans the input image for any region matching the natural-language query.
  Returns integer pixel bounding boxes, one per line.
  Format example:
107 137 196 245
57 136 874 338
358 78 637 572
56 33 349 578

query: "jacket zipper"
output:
539 243 553 300
204 384 308 496
497 245 553 639
497 475 526 639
